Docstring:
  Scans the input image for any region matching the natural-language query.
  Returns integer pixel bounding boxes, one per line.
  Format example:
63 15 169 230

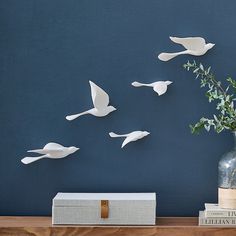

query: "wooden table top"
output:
0 216 236 236
0 216 197 227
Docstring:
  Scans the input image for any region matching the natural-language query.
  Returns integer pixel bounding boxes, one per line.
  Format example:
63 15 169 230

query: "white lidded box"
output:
52 192 156 225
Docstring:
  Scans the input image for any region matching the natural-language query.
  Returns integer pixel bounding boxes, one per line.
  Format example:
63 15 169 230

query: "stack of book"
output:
199 203 236 226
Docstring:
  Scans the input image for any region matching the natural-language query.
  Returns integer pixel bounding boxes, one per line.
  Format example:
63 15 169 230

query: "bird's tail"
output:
158 52 185 61
21 155 48 165
27 149 47 154
109 132 127 138
66 112 88 121
131 81 151 87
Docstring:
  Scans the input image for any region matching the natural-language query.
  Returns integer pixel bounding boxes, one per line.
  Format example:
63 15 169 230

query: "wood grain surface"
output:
1 216 236 236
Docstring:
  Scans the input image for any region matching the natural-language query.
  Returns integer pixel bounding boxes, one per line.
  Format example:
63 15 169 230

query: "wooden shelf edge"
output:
0 216 198 227
1 217 236 236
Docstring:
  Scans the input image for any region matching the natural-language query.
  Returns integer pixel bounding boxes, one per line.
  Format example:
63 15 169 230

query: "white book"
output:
199 211 236 226
205 203 236 218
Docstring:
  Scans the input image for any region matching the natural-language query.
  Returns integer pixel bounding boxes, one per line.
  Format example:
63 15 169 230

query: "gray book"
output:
52 192 156 225
205 203 236 218
199 211 236 226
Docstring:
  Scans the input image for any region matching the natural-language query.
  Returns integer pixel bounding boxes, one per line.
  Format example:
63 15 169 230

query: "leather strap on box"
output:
101 200 109 218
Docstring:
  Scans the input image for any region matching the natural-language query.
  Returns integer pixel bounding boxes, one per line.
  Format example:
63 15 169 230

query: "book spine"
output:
205 211 236 218
199 217 236 226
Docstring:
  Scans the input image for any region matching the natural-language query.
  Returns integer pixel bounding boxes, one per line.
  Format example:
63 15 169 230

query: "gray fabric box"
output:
52 192 156 225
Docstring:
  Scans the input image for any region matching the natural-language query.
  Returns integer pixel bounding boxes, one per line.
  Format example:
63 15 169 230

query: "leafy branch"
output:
183 61 236 134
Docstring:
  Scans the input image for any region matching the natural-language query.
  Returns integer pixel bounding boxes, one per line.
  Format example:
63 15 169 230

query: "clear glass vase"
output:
218 131 236 209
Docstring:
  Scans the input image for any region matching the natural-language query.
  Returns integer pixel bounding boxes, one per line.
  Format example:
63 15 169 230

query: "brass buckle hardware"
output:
101 200 109 219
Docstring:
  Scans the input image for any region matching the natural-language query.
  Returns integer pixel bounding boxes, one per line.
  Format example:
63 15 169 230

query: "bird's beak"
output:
71 147 80 152
166 81 173 85
210 43 215 48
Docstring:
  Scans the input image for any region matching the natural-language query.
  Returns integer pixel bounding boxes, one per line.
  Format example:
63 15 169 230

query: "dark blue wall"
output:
0 0 235 216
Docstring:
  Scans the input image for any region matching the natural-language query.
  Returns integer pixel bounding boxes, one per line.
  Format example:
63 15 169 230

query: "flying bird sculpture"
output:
21 142 79 164
109 131 150 148
132 81 172 96
66 81 116 121
158 36 215 61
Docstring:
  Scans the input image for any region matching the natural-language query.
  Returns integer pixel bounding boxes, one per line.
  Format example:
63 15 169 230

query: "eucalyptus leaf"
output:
183 61 236 134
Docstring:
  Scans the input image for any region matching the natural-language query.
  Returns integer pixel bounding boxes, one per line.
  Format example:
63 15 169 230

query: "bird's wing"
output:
21 155 49 164
27 148 63 154
89 81 109 109
153 83 167 96
109 132 128 138
121 135 136 148
170 37 206 51
27 149 49 154
44 142 64 150
28 143 64 154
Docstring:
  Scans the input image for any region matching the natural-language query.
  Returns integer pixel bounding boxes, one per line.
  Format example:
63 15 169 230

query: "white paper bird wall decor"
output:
132 81 172 96
66 81 117 121
21 142 79 164
158 36 215 61
109 131 150 148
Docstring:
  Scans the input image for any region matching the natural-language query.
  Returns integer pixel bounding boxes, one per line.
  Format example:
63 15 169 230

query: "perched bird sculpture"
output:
66 81 116 121
158 36 215 61
109 131 150 148
21 142 79 164
132 81 172 96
